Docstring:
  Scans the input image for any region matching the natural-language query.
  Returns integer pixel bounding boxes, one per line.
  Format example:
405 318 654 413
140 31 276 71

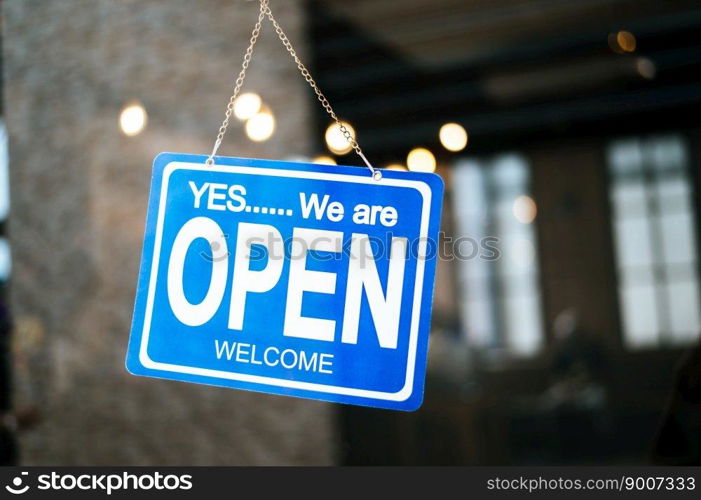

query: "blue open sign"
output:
126 153 443 411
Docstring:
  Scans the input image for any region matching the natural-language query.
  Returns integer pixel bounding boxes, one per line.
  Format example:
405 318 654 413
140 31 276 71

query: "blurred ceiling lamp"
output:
609 30 636 53
233 92 262 121
636 57 656 80
439 122 468 152
119 102 147 137
245 109 275 142
384 164 407 171
407 147 436 173
312 155 337 165
617 31 636 52
512 195 537 224
325 121 355 155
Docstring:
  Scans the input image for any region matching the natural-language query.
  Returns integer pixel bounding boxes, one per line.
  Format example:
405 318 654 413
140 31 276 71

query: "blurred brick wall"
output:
2 0 335 465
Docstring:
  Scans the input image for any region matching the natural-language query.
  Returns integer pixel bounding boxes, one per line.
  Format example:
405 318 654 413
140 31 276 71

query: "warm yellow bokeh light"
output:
312 155 337 165
245 111 275 142
616 30 636 52
609 30 636 53
119 102 147 137
512 195 537 224
384 164 407 171
439 123 468 152
234 92 262 121
407 148 436 172
325 121 355 155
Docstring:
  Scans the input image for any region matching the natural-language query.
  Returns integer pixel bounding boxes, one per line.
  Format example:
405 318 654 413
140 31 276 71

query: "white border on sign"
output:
139 162 432 402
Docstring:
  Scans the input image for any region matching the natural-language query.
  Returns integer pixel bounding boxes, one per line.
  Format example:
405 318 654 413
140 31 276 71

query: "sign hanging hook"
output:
206 0 381 181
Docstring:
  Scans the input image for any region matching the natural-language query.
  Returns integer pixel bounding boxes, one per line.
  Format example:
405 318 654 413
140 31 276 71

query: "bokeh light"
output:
609 30 636 53
439 123 468 152
617 31 636 52
636 57 656 80
234 92 262 121
245 110 276 142
325 121 355 155
407 148 436 172
119 102 147 137
312 155 337 165
512 195 537 224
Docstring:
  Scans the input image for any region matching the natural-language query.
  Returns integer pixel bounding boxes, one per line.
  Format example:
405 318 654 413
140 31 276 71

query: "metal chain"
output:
206 0 266 166
206 0 380 180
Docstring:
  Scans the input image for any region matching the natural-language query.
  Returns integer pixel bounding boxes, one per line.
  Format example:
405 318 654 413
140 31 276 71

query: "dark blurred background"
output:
1 0 700 465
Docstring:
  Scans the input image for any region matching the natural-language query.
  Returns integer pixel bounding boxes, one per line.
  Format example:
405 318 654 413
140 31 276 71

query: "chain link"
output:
206 0 380 180
205 0 266 166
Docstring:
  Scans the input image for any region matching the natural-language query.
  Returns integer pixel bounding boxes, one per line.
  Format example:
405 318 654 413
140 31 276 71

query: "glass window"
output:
607 135 701 348
452 154 544 356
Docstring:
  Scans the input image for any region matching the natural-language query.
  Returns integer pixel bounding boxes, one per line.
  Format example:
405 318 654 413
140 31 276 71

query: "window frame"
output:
606 133 701 350
451 153 545 358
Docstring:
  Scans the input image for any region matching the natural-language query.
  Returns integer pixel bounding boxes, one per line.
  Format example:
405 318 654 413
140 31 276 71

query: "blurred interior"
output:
1 0 701 465
306 0 701 465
